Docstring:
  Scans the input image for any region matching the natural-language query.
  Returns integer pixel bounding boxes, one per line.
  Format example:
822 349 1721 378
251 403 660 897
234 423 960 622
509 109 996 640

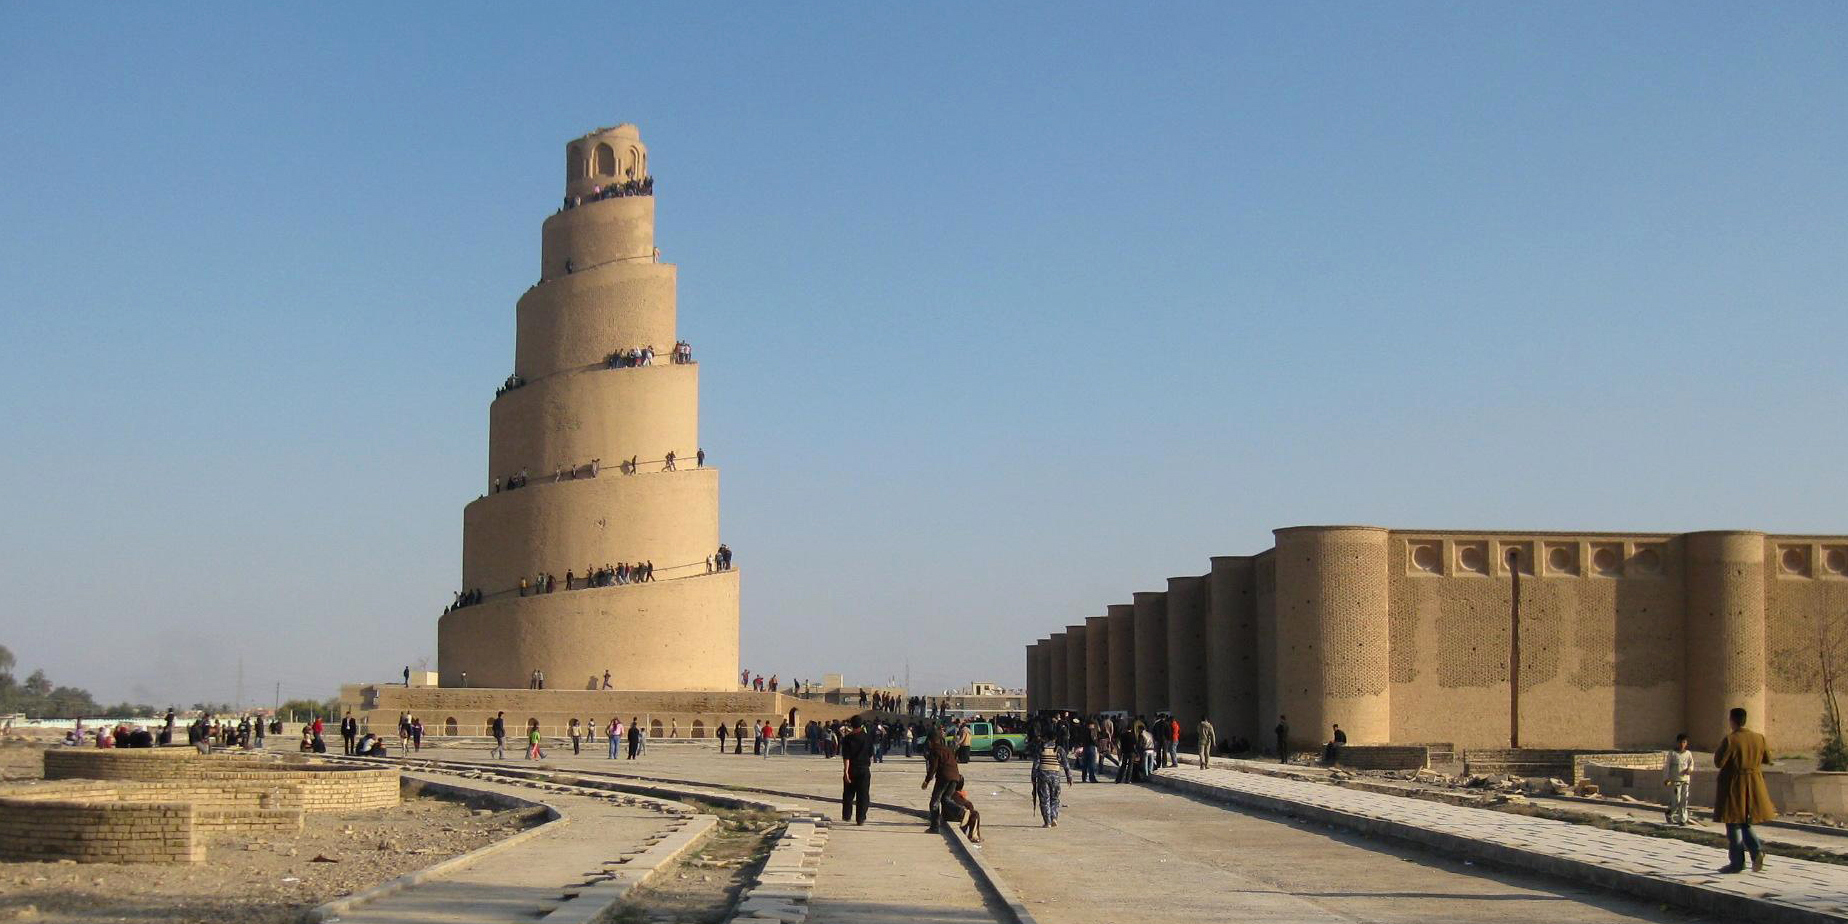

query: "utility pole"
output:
236 657 245 711
1508 548 1521 749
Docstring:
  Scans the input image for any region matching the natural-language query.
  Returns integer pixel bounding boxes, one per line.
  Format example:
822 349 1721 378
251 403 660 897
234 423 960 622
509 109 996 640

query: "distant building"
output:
937 682 1025 718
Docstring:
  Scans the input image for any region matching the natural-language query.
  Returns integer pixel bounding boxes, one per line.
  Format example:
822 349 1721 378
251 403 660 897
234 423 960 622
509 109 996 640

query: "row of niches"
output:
567 140 647 183
1405 538 1668 579
1778 543 1848 579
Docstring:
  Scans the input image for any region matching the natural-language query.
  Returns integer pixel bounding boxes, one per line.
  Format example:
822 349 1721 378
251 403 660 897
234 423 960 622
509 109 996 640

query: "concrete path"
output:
329 770 689 923
1150 761 1848 923
1195 754 1848 856
1526 794 1848 856
945 758 1712 924
430 748 1009 924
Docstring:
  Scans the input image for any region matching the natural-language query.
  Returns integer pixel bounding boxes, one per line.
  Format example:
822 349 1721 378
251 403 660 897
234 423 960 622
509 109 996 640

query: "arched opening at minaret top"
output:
595 143 616 177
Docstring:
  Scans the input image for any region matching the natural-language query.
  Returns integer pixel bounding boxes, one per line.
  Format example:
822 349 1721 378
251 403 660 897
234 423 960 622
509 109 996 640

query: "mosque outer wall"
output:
1084 615 1110 714
1165 575 1209 732
1105 604 1135 711
1024 641 1042 711
1046 633 1069 709
1026 526 1848 752
1131 592 1167 716
1064 625 1087 710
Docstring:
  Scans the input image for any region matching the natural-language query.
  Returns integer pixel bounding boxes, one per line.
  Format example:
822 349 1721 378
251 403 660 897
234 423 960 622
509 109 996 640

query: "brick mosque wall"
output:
1387 532 1686 751
1030 526 1847 754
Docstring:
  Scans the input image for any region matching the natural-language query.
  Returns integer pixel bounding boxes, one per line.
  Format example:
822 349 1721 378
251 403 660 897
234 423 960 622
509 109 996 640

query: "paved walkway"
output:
429 747 1008 924
330 770 685 923
1194 755 1848 856
944 758 1708 924
1150 761 1848 923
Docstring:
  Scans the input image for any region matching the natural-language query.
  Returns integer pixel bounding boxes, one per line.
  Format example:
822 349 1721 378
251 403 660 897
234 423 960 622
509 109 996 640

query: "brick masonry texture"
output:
1 749 399 863
1030 527 1848 752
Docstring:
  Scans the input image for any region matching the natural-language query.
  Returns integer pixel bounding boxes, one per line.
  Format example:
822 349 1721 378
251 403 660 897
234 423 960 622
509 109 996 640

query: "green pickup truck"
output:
963 721 1029 762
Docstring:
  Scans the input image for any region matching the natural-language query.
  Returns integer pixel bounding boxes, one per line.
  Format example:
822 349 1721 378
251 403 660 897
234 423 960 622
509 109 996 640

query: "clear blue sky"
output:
3 4 1845 708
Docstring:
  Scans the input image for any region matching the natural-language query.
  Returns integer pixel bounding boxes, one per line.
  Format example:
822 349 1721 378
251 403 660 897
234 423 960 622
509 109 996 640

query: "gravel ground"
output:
606 801 781 924
0 738 542 924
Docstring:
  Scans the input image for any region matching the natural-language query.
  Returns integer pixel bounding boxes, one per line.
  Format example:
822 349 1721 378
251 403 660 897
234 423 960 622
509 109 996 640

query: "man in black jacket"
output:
341 713 359 756
839 715 873 825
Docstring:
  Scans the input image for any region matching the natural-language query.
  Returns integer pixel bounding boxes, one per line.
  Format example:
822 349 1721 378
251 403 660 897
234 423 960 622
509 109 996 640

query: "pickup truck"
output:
962 721 1029 762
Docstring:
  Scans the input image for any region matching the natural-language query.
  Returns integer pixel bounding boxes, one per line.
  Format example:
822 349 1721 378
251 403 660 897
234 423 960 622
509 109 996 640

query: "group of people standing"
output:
448 546 734 614
561 175 654 211
605 342 693 368
444 588 485 613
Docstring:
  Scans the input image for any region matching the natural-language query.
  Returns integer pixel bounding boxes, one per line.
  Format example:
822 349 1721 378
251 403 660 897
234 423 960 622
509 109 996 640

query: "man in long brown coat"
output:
1714 706 1775 873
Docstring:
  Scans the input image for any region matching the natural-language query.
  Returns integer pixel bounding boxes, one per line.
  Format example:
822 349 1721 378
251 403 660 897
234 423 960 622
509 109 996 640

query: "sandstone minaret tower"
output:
438 124 738 691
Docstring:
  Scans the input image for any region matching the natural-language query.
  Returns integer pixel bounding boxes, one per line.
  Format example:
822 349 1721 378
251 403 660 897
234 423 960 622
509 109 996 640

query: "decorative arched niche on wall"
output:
1408 541 1441 575
567 145 585 182
596 143 617 176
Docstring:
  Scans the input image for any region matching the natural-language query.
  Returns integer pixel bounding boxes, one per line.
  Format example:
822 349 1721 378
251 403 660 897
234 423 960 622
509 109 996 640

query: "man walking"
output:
1197 717 1217 770
922 727 962 833
1715 707 1776 873
490 711 507 760
839 715 873 825
1664 733 1694 825
341 712 358 756
1032 733 1063 827
1274 714 1290 763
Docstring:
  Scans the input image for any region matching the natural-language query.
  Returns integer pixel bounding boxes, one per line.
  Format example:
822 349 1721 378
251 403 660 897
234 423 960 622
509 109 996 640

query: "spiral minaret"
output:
437 124 738 692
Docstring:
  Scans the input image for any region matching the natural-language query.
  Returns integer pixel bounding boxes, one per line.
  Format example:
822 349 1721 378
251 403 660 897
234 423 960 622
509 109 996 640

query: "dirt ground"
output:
0 738 542 924
601 799 781 924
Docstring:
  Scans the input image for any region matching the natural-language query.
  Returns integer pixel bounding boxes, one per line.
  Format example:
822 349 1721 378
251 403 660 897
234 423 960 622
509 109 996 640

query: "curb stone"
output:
300 774 564 923
1150 768 1848 924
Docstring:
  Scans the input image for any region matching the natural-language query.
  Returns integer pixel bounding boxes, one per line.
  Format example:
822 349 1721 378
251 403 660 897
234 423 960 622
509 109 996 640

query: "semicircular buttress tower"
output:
438 124 738 692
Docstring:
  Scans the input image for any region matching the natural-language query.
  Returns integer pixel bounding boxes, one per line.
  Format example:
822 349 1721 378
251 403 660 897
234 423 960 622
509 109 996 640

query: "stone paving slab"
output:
1151 763 1848 924
313 767 710 924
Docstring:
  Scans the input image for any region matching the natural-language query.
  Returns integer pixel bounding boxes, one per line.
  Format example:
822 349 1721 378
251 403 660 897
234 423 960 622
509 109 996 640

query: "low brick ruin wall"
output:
1583 761 1848 817
1463 748 1660 782
42 748 398 811
1335 745 1435 771
0 748 400 863
0 780 305 863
